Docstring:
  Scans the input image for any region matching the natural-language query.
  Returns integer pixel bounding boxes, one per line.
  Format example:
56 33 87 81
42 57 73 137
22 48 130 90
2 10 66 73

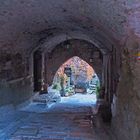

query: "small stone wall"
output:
0 48 33 106
0 76 33 106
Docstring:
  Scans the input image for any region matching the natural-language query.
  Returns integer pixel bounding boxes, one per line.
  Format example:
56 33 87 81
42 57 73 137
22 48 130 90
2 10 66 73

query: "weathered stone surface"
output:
0 47 33 106
4 94 114 140
112 37 140 140
0 76 33 106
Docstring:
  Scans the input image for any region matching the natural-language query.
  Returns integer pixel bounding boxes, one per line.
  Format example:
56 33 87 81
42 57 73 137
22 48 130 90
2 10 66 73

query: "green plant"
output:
52 83 61 90
96 85 101 98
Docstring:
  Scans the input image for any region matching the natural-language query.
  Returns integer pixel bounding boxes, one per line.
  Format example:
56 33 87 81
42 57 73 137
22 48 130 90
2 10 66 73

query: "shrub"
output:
52 83 61 90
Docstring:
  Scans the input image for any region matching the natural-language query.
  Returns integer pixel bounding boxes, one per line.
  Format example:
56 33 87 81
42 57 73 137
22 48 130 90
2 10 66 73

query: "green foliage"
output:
60 75 64 82
96 85 101 98
52 83 61 90
65 86 75 96
60 75 65 87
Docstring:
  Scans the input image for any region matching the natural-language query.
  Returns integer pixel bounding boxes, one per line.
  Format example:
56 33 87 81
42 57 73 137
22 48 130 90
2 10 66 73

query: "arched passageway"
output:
33 39 119 104
0 1 140 140
44 40 103 86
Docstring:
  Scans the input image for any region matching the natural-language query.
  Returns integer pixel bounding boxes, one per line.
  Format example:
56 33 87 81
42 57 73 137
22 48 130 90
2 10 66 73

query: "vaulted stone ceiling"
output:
0 0 140 52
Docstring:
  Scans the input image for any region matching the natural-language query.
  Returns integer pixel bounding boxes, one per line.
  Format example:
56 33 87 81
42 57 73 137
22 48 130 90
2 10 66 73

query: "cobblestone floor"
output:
2 94 115 140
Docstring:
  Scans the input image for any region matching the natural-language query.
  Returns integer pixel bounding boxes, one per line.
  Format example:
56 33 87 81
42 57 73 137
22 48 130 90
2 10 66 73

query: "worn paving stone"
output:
14 127 38 136
5 94 115 140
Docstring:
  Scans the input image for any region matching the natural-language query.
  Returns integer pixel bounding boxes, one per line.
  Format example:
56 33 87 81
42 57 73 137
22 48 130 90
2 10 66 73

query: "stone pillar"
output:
103 53 115 103
103 54 109 102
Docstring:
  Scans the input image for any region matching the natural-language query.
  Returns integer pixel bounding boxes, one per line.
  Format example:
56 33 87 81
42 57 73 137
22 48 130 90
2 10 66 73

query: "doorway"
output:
33 49 42 92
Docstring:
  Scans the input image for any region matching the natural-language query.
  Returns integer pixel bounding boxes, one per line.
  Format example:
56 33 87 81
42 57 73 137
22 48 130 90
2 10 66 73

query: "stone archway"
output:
41 38 119 104
44 39 103 86
31 36 120 112
35 30 121 104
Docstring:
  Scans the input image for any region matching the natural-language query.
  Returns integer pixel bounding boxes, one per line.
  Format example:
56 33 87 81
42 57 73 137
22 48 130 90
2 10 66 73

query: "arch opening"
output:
52 56 100 98
33 38 119 111
50 56 100 104
44 39 103 86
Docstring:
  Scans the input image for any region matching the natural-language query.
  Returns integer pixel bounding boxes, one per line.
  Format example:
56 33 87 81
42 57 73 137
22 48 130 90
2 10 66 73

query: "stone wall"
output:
0 48 33 106
0 76 33 106
112 36 140 140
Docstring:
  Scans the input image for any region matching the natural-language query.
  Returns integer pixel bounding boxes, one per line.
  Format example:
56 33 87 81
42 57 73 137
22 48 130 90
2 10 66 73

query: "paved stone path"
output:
3 94 115 140
9 112 95 140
